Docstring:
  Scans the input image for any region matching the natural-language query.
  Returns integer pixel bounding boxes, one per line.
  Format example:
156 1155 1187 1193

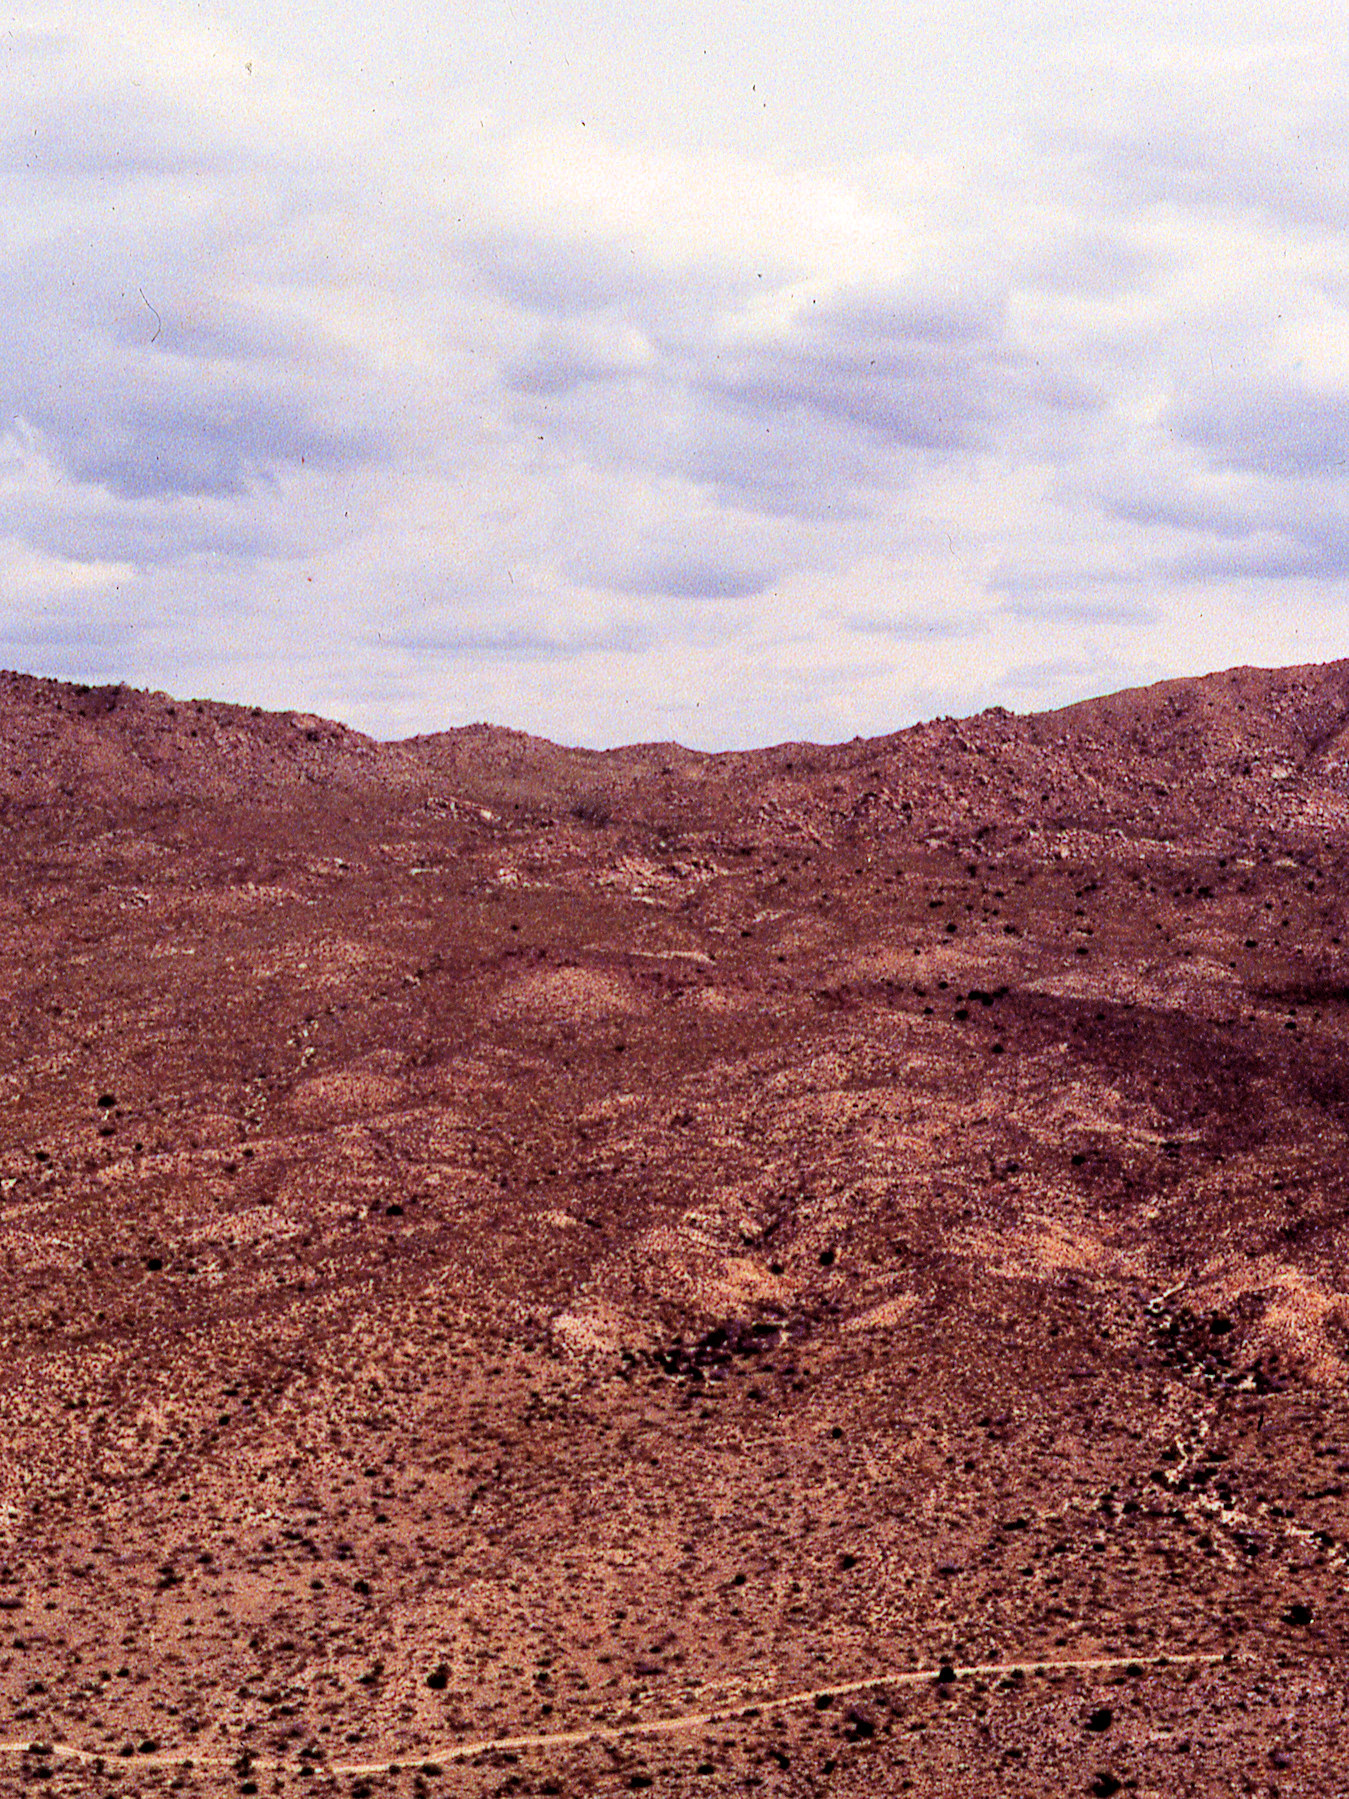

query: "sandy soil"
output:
1 660 1348 1795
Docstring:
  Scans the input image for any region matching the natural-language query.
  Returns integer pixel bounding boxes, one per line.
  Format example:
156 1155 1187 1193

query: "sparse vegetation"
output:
0 662 1348 1794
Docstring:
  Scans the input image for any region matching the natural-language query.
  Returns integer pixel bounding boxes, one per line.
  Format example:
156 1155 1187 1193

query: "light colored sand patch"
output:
971 1214 1142 1286
688 986 742 1012
1199 1263 1349 1384
211 1205 305 1248
1258 1278 1345 1380
596 854 671 889
126 1111 248 1167
311 937 384 978
673 1250 784 1314
350 1046 407 1078
287 1071 405 1124
233 936 376 984
0 1651 1227 1774
677 1207 731 1240
842 945 1021 986
1030 955 1241 1009
617 1215 786 1317
0 1228 89 1274
550 1304 626 1356
1017 1070 1180 1141
760 1045 938 1099
838 947 926 983
589 854 719 902
713 1254 781 1304
494 964 642 1024
492 861 549 889
844 1294 920 1332
769 917 832 955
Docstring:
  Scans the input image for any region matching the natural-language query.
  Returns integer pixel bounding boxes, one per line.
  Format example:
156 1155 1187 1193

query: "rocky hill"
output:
1 660 1347 1796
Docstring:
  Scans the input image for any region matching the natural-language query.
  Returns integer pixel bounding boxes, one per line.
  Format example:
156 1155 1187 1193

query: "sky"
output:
4 1 1349 747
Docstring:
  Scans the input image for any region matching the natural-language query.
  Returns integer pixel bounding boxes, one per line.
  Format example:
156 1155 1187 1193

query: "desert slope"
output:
0 660 1348 1796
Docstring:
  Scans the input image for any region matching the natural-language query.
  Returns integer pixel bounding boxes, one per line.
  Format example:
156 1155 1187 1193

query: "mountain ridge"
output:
5 655 1349 841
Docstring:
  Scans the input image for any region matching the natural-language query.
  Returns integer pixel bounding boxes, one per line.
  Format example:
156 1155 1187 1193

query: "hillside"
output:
1 660 1348 1797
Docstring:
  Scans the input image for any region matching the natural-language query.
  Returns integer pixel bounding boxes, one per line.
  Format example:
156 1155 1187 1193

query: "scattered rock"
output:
5 661 1349 1797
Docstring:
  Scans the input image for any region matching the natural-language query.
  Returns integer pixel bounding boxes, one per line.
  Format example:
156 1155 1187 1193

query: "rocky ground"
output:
1 659 1349 1796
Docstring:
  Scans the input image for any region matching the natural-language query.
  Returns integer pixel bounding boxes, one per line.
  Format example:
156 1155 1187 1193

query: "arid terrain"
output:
3 659 1349 1797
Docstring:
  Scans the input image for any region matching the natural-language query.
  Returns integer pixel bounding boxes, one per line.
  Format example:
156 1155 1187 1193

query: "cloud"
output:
1027 228 1161 300
1000 593 1161 629
702 288 1009 456
378 621 655 663
465 232 656 320
2 0 1348 747
844 611 979 641
502 315 655 397
0 536 134 605
1170 387 1349 481
48 382 380 502
0 83 237 179
638 558 774 601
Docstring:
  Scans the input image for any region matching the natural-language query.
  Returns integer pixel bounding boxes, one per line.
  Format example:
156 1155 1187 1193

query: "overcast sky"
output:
4 1 1349 745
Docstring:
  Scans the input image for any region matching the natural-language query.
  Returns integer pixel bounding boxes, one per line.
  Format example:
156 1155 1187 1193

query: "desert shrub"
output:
570 792 612 827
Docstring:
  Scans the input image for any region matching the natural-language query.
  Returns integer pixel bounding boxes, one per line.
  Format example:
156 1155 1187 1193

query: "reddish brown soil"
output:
2 660 1349 1796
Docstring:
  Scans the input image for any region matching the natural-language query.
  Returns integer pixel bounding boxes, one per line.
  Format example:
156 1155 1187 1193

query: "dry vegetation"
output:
2 660 1349 1795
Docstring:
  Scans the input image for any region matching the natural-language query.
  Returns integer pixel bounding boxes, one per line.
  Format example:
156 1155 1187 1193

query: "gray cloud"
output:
1063 389 1349 593
464 232 657 318
47 384 380 501
0 86 238 179
843 611 975 641
636 557 774 600
1023 227 1162 300
1160 537 1332 583
1000 593 1161 628
1071 119 1349 234
0 610 131 652
495 282 1031 533
501 319 654 398
1 25 67 56
1170 388 1349 482
703 289 1010 455
378 622 655 661
0 484 322 566
1001 651 1135 695
517 276 1103 534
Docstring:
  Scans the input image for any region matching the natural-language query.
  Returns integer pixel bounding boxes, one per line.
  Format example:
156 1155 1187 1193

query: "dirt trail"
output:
0 1648 1232 1776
